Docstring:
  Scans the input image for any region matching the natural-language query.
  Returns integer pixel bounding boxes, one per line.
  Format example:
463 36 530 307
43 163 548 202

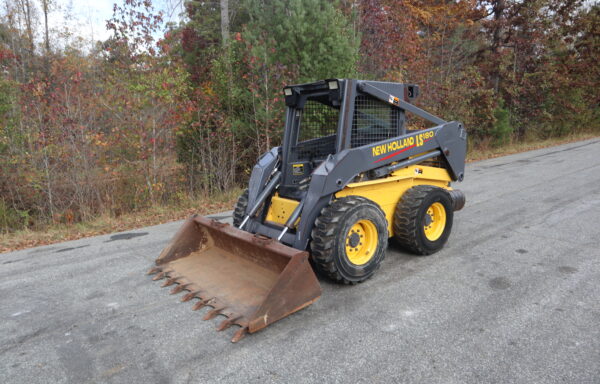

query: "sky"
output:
50 0 115 43
47 0 184 48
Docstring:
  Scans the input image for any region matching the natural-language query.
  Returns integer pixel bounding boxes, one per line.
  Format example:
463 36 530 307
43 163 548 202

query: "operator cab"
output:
279 79 418 200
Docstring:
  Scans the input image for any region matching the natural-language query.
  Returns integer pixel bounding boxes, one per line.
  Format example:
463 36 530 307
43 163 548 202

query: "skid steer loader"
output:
148 79 467 342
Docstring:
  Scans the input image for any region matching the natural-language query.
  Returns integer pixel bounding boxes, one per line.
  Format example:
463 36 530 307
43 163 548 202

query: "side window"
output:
294 99 339 161
298 99 339 142
351 95 399 148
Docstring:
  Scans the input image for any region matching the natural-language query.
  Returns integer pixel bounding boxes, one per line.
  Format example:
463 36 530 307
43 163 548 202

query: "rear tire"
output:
232 189 248 227
393 185 453 255
310 196 388 284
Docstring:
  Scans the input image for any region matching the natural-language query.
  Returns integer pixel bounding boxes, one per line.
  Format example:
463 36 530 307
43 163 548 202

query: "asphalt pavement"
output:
1 138 599 383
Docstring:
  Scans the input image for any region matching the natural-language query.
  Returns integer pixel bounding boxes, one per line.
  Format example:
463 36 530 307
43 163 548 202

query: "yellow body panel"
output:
265 194 300 226
335 165 452 236
265 165 452 237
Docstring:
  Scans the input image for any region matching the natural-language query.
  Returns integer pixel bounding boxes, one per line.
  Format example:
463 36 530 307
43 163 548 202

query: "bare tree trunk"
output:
220 0 229 46
263 48 270 152
230 123 236 189
18 0 35 54
152 118 157 188
491 0 506 94
15 0 35 78
42 149 55 222
42 0 50 55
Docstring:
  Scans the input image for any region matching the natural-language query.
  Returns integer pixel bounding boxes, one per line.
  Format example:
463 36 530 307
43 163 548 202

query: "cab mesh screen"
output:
351 95 399 148
295 99 338 160
298 100 338 141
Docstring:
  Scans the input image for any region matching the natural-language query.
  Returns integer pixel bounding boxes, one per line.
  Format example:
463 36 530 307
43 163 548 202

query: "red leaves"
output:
0 48 17 62
106 0 165 61
71 71 82 83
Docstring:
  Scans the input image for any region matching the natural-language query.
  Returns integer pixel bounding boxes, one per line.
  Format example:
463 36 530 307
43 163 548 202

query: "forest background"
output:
0 0 598 241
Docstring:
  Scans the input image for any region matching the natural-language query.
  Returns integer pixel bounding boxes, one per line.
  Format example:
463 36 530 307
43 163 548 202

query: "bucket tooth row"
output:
148 269 249 342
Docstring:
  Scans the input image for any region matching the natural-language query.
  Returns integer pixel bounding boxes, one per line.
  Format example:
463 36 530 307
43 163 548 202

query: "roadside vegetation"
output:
1 0 599 251
3 132 596 253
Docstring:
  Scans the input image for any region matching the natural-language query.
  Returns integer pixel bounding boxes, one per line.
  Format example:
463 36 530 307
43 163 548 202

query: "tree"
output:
220 0 229 45
244 0 359 82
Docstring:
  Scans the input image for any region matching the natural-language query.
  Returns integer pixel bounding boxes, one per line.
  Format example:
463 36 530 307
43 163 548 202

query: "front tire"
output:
232 189 248 227
310 196 388 284
393 185 453 255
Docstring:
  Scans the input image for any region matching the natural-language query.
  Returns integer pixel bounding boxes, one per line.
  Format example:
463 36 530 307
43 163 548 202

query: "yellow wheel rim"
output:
424 202 446 241
345 220 378 265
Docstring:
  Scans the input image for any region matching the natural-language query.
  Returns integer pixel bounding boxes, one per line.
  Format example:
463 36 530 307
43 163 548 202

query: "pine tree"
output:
243 0 359 82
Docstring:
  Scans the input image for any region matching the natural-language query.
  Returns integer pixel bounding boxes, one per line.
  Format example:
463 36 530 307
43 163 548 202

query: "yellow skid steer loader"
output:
148 79 467 342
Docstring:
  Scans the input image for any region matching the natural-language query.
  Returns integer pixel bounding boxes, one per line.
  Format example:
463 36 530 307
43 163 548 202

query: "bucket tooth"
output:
152 271 167 281
217 316 241 332
181 291 201 302
192 299 210 311
203 307 224 321
216 319 233 331
161 277 178 287
231 327 248 343
147 266 162 275
170 283 189 295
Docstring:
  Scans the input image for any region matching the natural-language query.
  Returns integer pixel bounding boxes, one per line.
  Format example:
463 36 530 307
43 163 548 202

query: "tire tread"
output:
232 189 249 227
311 196 386 284
393 185 446 255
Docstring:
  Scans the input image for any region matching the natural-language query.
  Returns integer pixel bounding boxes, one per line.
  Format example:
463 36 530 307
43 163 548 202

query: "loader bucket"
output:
147 215 321 342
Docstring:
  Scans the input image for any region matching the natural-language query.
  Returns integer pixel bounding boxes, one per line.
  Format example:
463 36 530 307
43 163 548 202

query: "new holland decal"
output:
371 131 435 163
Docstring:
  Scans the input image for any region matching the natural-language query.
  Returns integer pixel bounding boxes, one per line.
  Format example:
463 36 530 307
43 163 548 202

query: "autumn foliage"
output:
0 0 598 232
